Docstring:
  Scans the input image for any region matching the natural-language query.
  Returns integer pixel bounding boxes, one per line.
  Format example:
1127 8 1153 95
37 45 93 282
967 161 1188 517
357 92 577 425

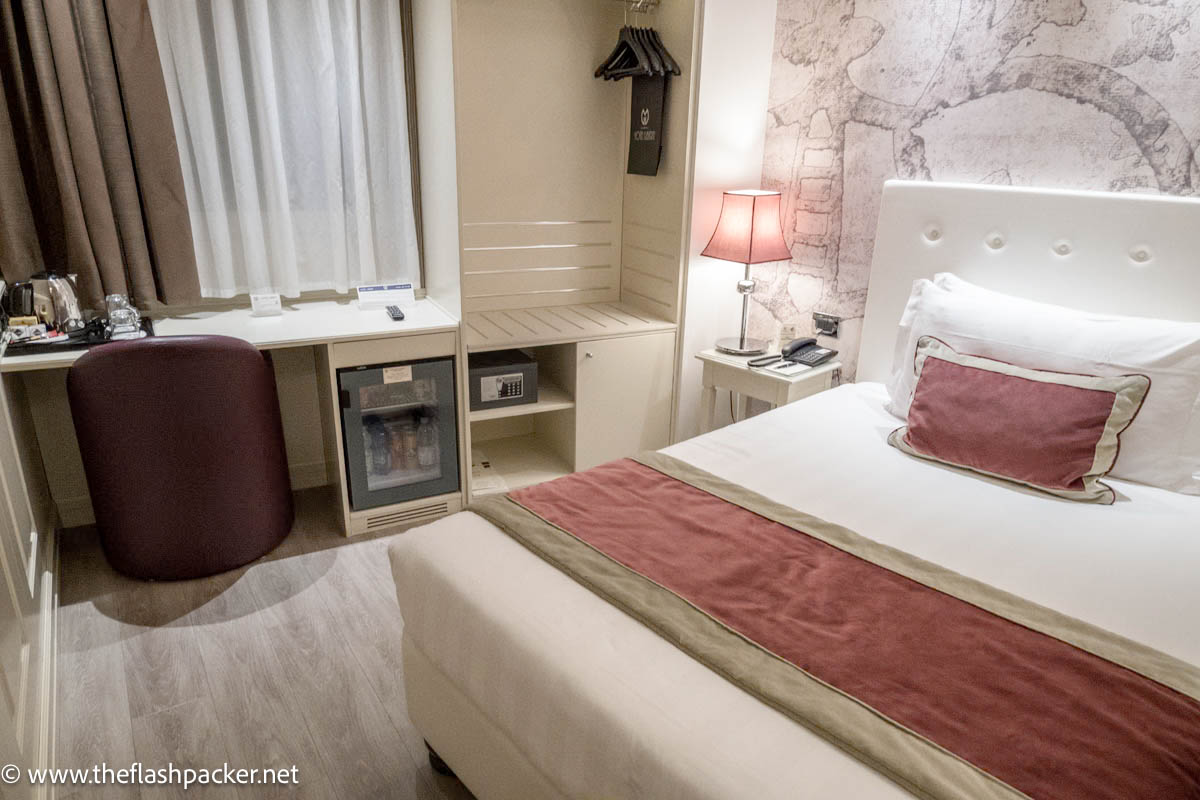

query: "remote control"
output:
386 305 405 321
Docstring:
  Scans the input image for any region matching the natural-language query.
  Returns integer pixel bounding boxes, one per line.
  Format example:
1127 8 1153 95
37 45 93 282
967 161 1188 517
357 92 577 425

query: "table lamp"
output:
701 190 791 355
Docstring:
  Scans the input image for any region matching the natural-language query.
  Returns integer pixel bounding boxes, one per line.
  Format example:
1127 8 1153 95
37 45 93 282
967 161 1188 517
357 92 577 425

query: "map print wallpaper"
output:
758 0 1200 378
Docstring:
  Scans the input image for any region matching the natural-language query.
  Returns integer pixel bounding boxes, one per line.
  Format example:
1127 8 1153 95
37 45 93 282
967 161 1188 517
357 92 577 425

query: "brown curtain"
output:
0 0 200 309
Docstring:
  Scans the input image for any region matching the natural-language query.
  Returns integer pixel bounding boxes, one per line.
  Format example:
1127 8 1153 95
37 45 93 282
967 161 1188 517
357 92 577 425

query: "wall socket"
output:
813 312 841 338
779 323 800 344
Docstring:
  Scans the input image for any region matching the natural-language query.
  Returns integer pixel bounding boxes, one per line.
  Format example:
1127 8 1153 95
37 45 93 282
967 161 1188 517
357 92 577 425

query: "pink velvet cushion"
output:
888 337 1151 504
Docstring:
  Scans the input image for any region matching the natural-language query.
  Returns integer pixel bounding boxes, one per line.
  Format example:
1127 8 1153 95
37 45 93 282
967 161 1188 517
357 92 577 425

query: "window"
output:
148 0 421 298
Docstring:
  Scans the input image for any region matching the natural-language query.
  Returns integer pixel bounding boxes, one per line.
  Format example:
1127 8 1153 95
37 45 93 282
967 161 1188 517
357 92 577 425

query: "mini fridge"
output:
338 357 460 511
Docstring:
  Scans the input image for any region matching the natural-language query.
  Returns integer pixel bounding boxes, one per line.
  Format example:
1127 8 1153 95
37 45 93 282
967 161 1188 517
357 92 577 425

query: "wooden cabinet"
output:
0 380 39 603
0 374 56 798
467 331 678 497
575 331 676 471
0 503 33 800
447 0 701 494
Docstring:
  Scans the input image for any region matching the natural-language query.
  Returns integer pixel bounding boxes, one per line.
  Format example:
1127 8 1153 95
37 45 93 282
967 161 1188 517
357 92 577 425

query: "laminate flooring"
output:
56 488 476 799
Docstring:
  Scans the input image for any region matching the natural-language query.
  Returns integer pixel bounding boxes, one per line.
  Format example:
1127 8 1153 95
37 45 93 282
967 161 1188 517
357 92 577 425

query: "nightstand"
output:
696 349 841 433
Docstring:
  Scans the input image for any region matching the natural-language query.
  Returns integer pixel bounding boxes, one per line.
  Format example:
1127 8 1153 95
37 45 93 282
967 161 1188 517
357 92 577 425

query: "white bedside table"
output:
695 349 841 433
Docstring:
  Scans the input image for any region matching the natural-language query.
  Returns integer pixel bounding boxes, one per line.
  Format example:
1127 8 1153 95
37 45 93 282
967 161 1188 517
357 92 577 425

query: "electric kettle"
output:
4 272 85 331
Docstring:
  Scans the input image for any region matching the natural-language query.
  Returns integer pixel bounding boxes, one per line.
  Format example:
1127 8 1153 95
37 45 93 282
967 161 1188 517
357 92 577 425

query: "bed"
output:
389 181 1200 800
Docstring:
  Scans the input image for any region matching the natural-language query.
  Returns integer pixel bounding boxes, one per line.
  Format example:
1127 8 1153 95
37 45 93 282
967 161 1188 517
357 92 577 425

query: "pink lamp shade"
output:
701 190 791 264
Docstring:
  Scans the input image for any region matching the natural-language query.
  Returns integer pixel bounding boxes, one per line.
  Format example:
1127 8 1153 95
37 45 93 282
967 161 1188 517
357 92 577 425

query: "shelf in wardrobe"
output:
470 434 572 499
360 400 435 416
468 378 574 423
463 302 675 352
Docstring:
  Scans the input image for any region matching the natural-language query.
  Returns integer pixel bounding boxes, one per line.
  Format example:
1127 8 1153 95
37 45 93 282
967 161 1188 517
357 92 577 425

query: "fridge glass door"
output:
339 358 459 510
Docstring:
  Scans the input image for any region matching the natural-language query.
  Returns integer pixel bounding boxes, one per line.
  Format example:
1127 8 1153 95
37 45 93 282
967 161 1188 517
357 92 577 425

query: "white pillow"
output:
886 276 1200 494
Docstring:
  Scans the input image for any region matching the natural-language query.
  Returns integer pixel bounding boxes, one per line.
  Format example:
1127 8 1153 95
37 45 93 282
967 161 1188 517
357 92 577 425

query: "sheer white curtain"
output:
147 0 420 298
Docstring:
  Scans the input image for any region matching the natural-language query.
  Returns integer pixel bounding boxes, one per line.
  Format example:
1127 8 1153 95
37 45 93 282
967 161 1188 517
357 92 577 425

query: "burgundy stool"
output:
67 335 294 580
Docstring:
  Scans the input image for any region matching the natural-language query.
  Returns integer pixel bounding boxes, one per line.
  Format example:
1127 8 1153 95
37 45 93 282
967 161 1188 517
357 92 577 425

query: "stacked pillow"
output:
886 274 1200 497
890 337 1150 504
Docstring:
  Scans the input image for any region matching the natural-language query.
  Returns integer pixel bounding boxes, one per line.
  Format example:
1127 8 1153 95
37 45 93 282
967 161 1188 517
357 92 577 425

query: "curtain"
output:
147 1 422 298
0 0 202 309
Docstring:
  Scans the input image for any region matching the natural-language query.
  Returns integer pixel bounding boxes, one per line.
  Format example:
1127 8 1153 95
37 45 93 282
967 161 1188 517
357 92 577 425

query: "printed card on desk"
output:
249 293 282 316
356 283 415 310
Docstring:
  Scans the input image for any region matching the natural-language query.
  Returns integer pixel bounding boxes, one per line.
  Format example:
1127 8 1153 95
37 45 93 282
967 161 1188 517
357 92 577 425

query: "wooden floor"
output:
57 488 476 800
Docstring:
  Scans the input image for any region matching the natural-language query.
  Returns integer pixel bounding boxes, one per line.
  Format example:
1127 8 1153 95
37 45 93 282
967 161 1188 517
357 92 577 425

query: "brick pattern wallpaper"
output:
757 0 1200 379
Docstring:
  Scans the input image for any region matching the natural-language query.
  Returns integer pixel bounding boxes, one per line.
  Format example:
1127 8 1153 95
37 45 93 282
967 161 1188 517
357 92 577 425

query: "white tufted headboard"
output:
857 180 1200 384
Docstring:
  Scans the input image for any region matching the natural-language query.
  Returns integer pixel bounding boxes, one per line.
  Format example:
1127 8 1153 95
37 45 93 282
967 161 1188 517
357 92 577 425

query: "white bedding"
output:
390 382 1200 800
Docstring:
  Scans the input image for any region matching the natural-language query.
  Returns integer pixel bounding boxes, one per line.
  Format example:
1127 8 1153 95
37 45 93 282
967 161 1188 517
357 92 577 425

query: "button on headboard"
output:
857 180 1200 384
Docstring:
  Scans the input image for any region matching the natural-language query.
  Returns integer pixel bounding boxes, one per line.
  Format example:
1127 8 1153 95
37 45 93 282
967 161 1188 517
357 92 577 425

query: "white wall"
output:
674 0 779 442
413 0 461 319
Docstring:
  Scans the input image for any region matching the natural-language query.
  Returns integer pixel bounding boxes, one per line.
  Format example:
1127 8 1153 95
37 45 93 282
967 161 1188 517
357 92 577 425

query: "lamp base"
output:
715 336 768 356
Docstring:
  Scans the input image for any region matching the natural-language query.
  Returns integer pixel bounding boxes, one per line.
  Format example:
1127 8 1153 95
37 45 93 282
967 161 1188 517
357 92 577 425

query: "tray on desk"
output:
4 318 155 356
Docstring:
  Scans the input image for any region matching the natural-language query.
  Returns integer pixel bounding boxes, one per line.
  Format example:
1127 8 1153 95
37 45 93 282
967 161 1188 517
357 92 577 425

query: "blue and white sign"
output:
356 282 416 310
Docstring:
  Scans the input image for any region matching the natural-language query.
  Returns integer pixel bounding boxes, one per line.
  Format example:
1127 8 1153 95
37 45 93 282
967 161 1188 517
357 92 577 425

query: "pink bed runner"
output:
471 454 1200 800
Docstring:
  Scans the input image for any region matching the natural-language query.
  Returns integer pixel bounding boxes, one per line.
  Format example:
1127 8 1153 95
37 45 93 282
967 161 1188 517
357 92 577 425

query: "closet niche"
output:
448 0 701 498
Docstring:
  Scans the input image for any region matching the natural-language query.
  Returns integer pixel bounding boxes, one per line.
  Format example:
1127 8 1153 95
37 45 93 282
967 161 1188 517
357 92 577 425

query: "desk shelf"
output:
0 297 460 373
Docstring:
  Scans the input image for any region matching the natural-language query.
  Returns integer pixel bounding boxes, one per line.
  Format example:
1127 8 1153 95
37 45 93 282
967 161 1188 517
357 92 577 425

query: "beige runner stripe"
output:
634 451 1200 702
470 495 1031 800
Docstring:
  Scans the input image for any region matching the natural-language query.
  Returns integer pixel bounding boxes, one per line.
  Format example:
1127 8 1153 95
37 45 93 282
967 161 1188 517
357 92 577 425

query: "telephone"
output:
747 338 838 370
744 338 840 369
781 337 837 367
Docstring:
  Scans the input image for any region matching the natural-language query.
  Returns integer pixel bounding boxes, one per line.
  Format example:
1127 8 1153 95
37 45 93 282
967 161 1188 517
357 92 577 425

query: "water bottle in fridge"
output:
366 417 391 475
416 416 439 469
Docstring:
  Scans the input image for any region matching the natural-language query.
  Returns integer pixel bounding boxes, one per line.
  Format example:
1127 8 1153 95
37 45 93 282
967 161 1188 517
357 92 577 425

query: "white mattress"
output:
390 383 1200 800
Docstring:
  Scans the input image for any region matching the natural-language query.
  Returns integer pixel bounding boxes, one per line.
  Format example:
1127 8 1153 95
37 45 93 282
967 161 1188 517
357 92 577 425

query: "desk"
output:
696 349 841 433
0 298 458 373
1 298 462 533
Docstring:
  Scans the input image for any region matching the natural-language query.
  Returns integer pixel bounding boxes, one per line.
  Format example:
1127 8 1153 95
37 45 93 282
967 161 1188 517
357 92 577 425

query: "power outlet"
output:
813 312 841 338
779 323 800 345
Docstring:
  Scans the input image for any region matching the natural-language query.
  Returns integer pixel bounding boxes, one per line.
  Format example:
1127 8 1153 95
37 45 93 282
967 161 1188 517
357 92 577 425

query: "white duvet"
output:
391 383 1200 800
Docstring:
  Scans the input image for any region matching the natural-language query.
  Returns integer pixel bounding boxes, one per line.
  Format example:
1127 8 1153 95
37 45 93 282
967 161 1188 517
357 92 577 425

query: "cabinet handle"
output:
584 351 594 359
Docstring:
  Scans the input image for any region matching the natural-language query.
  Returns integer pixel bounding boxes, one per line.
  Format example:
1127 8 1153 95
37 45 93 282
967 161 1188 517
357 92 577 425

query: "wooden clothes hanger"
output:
593 12 680 81
634 28 663 75
649 28 680 75
595 26 654 79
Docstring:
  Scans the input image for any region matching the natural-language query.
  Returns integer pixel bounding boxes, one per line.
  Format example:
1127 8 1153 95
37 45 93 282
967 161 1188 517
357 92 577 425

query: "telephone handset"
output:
781 337 837 367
